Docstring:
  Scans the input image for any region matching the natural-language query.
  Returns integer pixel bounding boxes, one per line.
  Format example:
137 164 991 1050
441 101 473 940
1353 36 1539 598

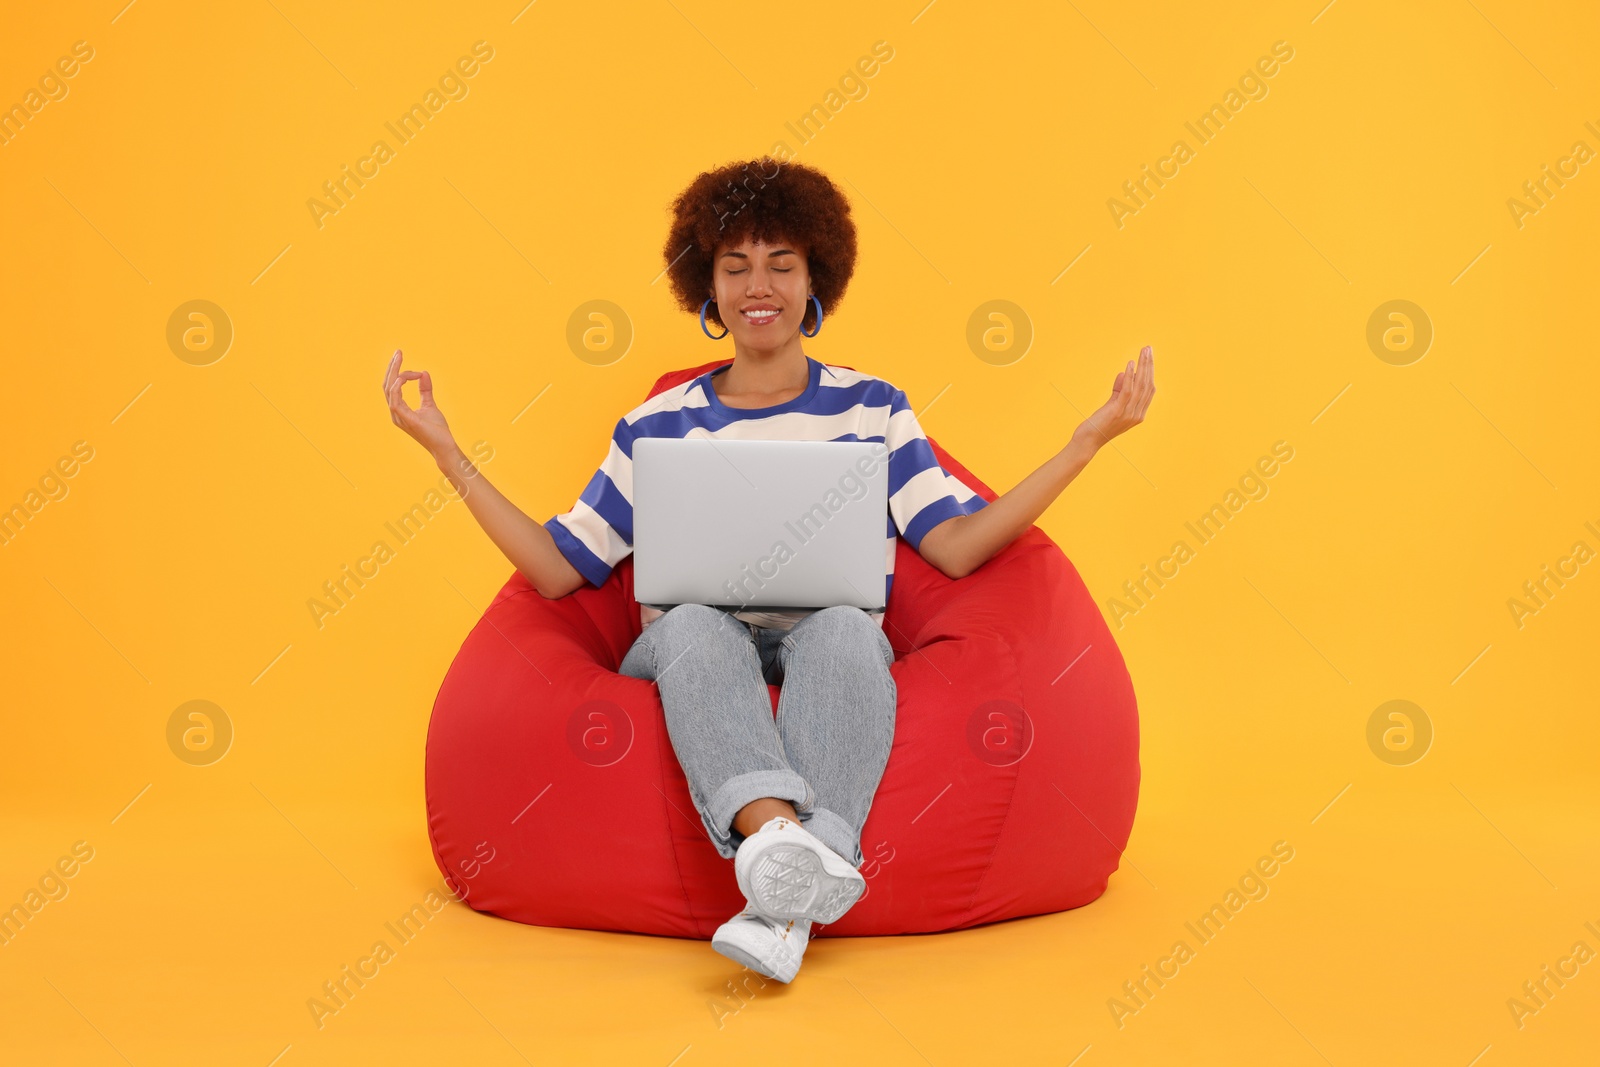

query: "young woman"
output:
383 158 1154 982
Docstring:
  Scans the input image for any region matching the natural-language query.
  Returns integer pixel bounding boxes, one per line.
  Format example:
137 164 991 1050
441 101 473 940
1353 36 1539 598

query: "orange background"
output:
1 0 1596 1063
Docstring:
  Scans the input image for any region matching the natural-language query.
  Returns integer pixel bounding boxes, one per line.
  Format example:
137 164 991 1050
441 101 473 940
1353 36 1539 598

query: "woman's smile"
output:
742 303 782 327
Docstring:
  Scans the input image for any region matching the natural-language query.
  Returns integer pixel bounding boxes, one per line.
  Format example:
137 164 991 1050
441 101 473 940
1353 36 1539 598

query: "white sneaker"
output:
734 816 866 925
711 907 812 983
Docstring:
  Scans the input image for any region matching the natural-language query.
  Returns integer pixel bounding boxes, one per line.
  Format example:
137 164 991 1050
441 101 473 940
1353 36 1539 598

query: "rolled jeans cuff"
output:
796 806 861 869
706 768 813 859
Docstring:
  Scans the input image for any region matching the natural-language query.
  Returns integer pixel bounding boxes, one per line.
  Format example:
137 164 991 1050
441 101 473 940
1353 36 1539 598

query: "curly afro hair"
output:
662 157 858 334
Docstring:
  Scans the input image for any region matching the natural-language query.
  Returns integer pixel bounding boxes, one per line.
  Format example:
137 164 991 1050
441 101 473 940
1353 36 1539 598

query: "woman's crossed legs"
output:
618 602 897 868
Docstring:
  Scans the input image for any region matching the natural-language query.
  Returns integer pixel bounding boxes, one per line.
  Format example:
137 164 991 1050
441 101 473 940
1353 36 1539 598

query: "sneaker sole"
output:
746 843 865 925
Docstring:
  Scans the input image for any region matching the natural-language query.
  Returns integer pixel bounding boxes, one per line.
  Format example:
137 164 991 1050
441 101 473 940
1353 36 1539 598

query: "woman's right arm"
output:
384 350 586 599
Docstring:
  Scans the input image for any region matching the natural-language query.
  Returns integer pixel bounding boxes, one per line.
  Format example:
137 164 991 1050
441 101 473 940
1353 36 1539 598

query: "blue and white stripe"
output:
545 357 987 611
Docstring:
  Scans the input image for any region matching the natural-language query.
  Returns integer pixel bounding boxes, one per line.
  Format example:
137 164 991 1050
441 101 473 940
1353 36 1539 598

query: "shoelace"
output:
741 908 809 942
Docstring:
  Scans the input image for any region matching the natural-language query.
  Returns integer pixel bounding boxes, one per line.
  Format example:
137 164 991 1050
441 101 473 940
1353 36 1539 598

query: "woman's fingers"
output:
1134 346 1154 417
387 368 441 438
1088 346 1156 441
396 371 426 403
388 371 418 430
383 349 402 394
385 355 407 410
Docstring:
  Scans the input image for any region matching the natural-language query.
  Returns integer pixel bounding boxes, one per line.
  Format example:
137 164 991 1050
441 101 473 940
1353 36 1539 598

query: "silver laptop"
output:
632 438 889 611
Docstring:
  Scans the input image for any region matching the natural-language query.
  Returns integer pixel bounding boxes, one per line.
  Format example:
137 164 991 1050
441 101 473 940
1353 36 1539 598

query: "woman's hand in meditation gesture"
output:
918 345 1157 580
380 348 586 599
384 349 458 461
1073 345 1155 451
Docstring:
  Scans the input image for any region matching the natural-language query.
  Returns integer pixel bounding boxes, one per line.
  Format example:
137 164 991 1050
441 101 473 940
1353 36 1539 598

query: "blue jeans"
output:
618 603 897 867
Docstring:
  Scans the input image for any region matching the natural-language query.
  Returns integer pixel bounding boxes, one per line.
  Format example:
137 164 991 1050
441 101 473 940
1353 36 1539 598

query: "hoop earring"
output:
700 298 728 340
801 294 824 337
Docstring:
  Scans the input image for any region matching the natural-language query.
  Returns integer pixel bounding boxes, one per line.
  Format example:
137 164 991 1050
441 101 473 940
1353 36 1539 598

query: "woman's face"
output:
708 235 813 350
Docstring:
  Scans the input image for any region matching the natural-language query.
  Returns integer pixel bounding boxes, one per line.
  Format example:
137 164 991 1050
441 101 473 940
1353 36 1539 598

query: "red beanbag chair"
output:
425 359 1141 938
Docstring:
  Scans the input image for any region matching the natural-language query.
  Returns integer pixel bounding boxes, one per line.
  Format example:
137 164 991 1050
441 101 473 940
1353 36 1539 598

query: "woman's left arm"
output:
918 346 1155 579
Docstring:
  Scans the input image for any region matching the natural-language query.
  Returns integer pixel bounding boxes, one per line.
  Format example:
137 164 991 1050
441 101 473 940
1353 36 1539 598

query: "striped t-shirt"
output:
545 356 988 631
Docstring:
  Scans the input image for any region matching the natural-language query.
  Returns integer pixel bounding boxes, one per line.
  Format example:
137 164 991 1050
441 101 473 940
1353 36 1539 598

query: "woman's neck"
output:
713 340 811 408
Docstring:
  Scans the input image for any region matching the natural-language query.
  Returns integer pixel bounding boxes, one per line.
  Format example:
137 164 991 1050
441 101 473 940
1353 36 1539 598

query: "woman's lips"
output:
742 308 780 326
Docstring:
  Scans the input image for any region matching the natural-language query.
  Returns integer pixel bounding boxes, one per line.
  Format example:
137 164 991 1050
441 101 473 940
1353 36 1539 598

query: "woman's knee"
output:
624 605 721 669
790 606 894 669
655 602 733 637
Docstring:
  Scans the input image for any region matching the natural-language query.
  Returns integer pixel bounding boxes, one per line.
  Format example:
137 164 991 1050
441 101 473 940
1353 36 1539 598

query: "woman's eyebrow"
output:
718 248 798 260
